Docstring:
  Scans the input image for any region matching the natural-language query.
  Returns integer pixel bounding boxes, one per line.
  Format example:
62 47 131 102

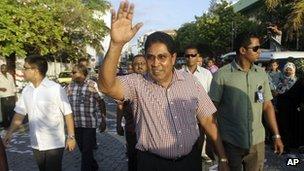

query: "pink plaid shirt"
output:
118 70 216 159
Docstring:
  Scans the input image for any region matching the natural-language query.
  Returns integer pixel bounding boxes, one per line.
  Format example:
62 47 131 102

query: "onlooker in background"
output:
209 31 284 171
197 55 204 67
182 45 213 92
276 62 297 95
67 64 106 171
181 45 214 162
0 64 17 129
3 55 76 171
276 62 298 153
206 58 218 74
267 23 282 52
78 57 97 81
117 54 147 171
267 60 282 94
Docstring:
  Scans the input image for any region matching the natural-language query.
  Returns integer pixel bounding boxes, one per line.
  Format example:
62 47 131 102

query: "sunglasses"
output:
185 54 197 58
247 46 260 52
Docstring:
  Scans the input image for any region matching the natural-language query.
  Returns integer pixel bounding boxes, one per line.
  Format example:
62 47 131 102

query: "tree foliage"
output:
175 0 259 57
265 0 304 38
0 0 110 60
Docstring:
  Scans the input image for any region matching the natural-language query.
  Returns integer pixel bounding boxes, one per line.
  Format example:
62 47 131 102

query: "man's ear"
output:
239 47 247 55
172 53 177 64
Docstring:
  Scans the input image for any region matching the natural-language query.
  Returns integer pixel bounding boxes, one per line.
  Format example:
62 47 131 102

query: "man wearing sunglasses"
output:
209 32 284 171
182 45 213 92
181 45 214 163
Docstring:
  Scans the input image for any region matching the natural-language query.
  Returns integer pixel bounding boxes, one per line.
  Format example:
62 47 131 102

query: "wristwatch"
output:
220 158 228 163
67 135 75 140
272 134 281 139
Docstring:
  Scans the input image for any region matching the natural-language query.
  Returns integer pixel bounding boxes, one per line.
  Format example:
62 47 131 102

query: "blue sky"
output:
108 0 210 45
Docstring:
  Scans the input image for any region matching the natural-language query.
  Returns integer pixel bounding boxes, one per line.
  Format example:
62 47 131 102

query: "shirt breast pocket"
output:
37 101 61 126
181 99 198 125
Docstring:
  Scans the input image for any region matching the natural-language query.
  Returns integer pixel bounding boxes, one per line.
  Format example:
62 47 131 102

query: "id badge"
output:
255 85 264 103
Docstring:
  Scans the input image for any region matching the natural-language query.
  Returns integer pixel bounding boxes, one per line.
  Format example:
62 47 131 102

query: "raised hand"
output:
110 1 143 45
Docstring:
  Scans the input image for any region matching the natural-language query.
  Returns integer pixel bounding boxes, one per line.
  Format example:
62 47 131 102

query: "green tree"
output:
176 0 259 57
265 0 304 37
0 0 110 60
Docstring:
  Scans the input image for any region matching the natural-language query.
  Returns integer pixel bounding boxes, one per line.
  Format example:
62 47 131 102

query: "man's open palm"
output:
111 1 142 45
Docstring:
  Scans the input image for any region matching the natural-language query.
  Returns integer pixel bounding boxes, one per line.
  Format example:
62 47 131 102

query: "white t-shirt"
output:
14 78 72 150
0 73 17 98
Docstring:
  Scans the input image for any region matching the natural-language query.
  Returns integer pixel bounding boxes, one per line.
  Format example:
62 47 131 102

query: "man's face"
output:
185 48 198 67
22 62 37 81
71 68 85 83
1 65 7 74
145 42 176 84
132 56 147 74
242 38 261 63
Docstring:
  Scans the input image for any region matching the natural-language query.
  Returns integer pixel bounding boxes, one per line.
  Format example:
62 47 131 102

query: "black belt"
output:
1 96 15 100
140 139 199 162
140 150 189 162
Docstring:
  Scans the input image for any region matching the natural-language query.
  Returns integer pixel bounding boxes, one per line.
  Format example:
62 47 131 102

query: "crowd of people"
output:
0 1 303 171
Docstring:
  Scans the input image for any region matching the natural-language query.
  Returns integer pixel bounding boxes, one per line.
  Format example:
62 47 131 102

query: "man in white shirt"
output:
0 64 17 128
181 45 214 162
182 45 213 92
3 55 76 171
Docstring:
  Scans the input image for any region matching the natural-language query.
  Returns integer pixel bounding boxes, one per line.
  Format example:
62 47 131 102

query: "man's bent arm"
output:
98 2 142 100
3 113 25 146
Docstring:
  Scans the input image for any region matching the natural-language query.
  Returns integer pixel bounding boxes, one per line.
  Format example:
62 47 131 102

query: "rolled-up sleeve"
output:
209 72 224 103
263 73 273 101
195 80 217 120
14 92 27 115
117 74 139 102
57 86 73 116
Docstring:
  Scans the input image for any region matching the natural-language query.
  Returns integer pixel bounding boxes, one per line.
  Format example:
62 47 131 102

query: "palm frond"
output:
264 0 281 11
285 0 304 38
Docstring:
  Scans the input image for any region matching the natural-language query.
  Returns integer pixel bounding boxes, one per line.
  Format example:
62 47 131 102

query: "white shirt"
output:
181 65 213 92
0 73 17 98
14 78 72 150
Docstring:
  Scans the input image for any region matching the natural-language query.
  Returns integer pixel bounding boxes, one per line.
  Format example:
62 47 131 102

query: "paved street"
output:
2 98 304 171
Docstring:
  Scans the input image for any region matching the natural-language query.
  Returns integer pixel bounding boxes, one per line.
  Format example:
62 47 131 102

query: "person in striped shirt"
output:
67 64 106 171
98 2 228 171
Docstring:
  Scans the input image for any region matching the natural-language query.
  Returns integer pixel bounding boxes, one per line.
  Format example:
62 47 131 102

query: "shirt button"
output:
179 144 183 148
170 102 174 105
178 130 181 134
174 116 177 119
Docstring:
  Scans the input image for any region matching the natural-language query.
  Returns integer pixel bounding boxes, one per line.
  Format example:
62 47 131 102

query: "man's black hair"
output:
144 31 176 55
25 55 48 77
233 31 260 56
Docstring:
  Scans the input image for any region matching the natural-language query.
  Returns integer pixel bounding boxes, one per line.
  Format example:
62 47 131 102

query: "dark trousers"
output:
223 141 265 171
126 131 137 171
75 127 98 171
33 148 64 171
0 96 15 128
137 141 201 171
